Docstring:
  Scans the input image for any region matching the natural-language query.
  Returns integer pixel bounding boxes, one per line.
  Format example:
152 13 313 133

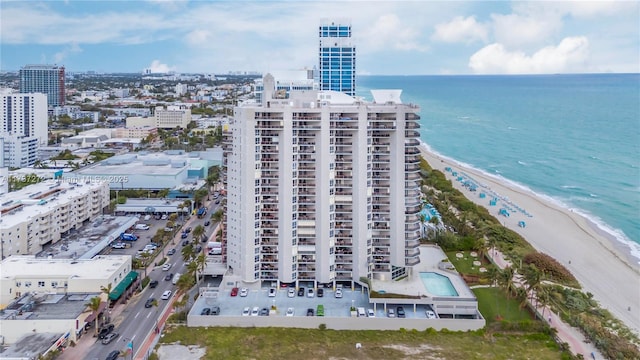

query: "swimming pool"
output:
420 272 459 296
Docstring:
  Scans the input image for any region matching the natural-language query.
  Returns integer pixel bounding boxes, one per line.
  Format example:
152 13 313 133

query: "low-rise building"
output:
114 126 157 139
0 179 110 258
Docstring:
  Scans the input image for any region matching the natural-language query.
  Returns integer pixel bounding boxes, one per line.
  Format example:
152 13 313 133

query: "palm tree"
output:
181 243 195 263
192 225 205 243
522 264 542 305
86 296 103 337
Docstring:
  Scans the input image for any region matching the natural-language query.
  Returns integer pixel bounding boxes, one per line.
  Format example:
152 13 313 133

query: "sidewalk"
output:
488 249 601 359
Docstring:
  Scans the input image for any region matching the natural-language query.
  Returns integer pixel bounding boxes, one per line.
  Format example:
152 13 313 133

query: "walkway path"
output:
488 249 601 359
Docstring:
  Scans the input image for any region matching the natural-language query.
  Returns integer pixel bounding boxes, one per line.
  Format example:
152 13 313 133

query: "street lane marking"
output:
134 312 140 319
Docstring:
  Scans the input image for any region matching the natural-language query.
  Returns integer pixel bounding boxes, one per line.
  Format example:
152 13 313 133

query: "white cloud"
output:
53 42 82 63
145 60 176 73
468 36 590 74
361 14 428 52
431 16 488 44
185 30 212 45
491 12 563 48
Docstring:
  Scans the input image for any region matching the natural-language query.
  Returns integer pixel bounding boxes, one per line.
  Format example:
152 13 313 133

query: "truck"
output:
197 207 207 218
120 233 138 241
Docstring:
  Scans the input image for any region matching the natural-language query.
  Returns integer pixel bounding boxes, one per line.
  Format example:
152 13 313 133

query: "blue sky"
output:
1 0 638 75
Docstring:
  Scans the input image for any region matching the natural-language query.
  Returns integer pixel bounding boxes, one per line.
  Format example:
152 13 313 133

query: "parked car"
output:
268 287 276 297
182 239 189 246
259 308 269 316
317 288 324 297
251 307 260 316
397 306 406 318
106 350 119 360
195 245 202 253
98 324 115 339
285 307 295 317
306 308 314 316
149 280 159 289
215 200 220 204
387 308 396 318
426 310 437 319
167 249 176 256
201 308 211 315
242 307 250 316
335 289 343 298
145 298 155 308
164 273 173 281
230 287 239 297
111 242 126 249
367 309 376 317
204 221 210 226
161 214 168 220
316 305 325 317
297 287 305 297
185 227 192 233
287 288 295 298
306 288 315 298
211 306 221 315
239 288 248 297
162 263 172 271
102 332 118 345
181 233 189 239
161 290 172 300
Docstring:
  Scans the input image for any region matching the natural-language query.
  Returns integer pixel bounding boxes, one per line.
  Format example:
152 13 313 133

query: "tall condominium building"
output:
223 74 422 286
19 64 66 107
1 93 48 145
318 19 356 96
1 93 48 167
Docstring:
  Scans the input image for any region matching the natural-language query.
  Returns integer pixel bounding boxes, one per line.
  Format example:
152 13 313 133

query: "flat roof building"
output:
0 179 110 259
19 64 65 107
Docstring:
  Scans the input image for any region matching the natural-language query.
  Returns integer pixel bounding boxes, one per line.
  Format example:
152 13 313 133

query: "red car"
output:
230 287 239 297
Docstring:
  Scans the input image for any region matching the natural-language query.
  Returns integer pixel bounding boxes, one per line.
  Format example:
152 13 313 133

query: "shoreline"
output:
418 143 640 334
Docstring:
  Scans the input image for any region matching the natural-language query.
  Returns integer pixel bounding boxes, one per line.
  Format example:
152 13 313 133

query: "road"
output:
87 199 223 360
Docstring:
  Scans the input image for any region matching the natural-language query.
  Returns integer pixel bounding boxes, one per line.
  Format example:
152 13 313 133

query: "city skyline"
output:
1 1 639 75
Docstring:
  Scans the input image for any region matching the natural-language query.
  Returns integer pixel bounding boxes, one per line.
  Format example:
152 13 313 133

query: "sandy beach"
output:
419 144 640 334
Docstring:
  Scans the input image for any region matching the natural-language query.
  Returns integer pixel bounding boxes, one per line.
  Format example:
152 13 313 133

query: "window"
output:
51 281 58 287
15 282 21 287
24 281 31 287
38 281 45 287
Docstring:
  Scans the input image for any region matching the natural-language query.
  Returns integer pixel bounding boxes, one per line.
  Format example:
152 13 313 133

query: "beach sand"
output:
419 144 640 334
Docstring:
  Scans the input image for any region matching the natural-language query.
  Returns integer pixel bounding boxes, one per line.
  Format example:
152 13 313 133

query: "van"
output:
172 273 181 285
357 307 366 317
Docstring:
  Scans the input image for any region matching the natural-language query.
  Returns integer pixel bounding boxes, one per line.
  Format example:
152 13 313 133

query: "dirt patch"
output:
157 343 206 360
382 344 444 359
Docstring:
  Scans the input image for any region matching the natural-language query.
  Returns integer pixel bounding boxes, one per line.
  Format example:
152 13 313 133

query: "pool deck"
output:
370 245 475 300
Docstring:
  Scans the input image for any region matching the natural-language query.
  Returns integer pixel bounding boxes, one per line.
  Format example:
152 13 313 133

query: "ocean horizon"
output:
357 74 640 261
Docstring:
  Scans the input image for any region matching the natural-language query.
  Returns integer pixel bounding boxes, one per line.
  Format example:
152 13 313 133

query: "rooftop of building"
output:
0 254 131 279
0 179 107 228
0 332 64 358
0 292 99 321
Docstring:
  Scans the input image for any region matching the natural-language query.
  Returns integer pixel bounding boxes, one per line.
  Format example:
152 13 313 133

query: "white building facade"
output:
0 180 110 259
224 81 422 286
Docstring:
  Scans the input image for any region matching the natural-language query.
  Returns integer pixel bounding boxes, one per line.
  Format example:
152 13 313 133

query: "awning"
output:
85 301 107 323
108 271 139 301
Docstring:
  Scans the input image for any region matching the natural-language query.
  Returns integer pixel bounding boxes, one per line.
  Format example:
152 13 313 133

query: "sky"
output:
1 0 639 75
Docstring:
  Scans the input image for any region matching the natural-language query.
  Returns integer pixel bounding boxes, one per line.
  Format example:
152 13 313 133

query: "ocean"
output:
357 74 640 259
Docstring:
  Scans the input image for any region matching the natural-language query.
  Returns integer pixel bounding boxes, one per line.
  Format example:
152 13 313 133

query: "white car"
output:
111 243 126 249
387 308 396 318
240 288 248 297
161 290 172 300
306 288 315 298
334 289 343 298
242 307 250 316
426 310 437 319
367 309 375 318
162 263 172 271
268 288 276 297
287 288 295 298
285 307 294 317
251 307 260 316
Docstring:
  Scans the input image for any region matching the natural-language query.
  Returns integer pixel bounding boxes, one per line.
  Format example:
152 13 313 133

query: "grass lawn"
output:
446 250 493 275
158 326 565 360
474 287 533 324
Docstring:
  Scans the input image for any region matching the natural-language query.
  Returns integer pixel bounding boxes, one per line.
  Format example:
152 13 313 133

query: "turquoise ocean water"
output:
357 74 640 259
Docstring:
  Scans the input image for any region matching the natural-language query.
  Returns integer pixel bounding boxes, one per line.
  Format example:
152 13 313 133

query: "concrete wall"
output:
187 315 485 332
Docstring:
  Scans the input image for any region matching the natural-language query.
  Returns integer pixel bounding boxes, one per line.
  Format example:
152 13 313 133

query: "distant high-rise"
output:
19 64 65 107
1 93 48 167
318 19 355 96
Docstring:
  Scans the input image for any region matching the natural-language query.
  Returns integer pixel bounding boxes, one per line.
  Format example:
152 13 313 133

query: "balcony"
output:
405 256 421 266
405 238 421 249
